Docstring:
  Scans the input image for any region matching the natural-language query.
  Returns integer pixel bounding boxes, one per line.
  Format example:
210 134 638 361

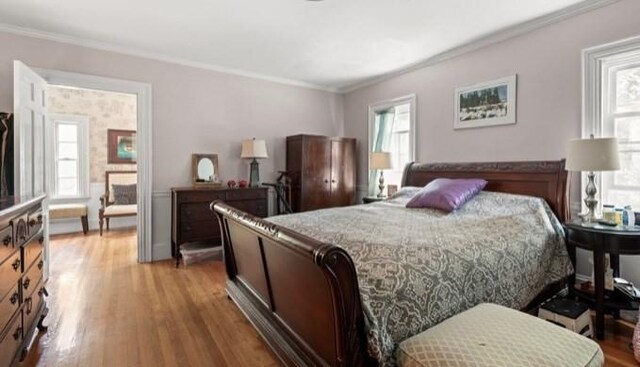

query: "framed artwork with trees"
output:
454 75 517 129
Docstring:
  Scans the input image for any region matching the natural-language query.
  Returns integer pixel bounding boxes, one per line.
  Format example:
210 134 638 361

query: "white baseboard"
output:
50 217 137 235
153 242 172 261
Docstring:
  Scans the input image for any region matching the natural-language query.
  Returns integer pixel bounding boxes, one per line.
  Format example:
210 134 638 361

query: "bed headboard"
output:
401 160 570 222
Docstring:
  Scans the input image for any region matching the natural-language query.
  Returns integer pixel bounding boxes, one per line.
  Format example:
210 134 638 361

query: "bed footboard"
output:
212 201 370 367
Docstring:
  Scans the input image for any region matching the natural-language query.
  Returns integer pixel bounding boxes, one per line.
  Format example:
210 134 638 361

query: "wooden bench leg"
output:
81 215 88 235
99 211 104 236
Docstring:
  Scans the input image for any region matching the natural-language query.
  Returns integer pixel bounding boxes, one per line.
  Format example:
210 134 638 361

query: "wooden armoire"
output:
286 134 356 212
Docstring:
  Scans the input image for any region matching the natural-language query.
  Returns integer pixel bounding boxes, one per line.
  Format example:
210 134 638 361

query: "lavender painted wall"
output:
343 0 640 284
0 31 343 259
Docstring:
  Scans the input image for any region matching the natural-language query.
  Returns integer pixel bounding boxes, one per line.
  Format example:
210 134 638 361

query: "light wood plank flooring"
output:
21 230 639 366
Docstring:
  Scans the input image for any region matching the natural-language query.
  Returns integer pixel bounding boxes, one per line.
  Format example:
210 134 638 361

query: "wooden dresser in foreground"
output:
171 187 268 266
0 195 48 366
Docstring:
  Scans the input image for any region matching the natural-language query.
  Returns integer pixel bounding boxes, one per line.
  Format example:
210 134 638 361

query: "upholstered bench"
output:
49 203 89 235
397 303 604 367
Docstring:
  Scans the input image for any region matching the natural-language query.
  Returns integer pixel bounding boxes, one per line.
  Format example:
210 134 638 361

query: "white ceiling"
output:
0 0 595 91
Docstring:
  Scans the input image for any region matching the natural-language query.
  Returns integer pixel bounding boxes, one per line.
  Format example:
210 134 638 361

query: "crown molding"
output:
339 0 620 93
0 22 338 93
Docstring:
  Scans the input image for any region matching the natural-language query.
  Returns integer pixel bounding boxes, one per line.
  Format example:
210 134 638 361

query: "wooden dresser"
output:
0 195 47 366
171 187 268 266
286 134 356 212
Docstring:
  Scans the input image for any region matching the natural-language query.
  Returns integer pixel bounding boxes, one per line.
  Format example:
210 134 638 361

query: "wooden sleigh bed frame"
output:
211 160 570 367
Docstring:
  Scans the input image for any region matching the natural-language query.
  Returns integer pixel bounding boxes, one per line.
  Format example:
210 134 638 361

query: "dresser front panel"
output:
0 251 21 302
0 225 14 265
22 255 43 298
180 203 217 223
0 310 22 367
23 280 43 337
22 234 44 272
0 284 20 333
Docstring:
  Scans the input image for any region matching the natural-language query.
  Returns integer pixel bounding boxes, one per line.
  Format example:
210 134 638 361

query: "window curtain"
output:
369 108 395 195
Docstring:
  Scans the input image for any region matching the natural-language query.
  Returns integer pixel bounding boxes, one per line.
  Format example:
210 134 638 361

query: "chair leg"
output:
81 215 88 235
106 218 110 231
99 212 104 236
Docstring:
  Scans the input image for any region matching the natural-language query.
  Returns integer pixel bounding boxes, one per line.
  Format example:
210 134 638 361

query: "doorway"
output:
13 62 153 265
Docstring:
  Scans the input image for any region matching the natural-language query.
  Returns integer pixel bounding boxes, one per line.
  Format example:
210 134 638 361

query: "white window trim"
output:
47 113 90 202
367 94 417 186
582 34 640 210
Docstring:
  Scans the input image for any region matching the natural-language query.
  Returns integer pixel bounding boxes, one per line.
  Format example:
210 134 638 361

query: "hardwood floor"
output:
20 229 639 366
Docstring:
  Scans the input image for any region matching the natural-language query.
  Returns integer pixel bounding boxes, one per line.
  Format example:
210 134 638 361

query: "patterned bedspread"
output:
267 189 574 366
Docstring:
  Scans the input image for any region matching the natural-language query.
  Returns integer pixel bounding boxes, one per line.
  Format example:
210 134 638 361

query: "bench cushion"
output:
104 204 137 216
49 204 88 219
397 303 604 367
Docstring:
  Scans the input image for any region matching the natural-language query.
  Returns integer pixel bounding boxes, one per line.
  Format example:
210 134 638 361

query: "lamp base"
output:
377 171 386 198
249 159 260 188
581 171 599 223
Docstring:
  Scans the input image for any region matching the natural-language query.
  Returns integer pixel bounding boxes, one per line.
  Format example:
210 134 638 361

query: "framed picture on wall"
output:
108 129 137 164
454 74 517 129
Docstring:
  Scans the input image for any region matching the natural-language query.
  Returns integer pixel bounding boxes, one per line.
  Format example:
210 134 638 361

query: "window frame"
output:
583 35 640 211
367 94 417 189
47 114 90 202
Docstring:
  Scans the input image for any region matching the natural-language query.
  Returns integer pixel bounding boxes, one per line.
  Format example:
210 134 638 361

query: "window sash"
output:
50 117 89 200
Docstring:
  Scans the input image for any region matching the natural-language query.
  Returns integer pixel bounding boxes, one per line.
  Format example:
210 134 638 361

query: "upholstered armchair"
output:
99 170 138 236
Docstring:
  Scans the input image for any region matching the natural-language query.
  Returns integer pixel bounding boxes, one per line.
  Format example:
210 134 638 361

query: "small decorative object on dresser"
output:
227 180 236 189
454 75 517 129
191 154 220 186
286 134 356 212
107 129 137 164
241 138 268 187
171 186 268 267
0 195 48 366
238 179 248 188
566 136 620 223
387 184 398 197
370 151 392 198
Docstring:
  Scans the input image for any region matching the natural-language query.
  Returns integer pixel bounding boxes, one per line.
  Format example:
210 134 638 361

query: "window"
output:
368 95 416 195
584 39 640 210
49 115 89 200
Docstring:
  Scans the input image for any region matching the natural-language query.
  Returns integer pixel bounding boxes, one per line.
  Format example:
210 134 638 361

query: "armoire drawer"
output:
23 280 43 335
27 210 43 238
23 235 44 271
0 283 20 332
0 310 22 367
0 225 13 264
22 256 43 296
0 251 21 301
181 221 220 242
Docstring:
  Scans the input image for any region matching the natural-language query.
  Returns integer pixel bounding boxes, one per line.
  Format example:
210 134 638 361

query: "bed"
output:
211 160 572 367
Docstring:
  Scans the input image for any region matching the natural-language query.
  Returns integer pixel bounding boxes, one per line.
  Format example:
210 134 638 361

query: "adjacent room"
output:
0 0 639 366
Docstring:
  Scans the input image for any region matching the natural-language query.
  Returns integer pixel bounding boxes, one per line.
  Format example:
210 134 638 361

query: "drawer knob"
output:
10 292 18 304
38 260 44 270
29 215 43 227
11 259 20 271
26 297 32 314
12 327 21 341
39 237 44 244
2 235 10 246
23 278 31 290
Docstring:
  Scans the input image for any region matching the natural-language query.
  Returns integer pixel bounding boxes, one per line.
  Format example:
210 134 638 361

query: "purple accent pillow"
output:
405 178 488 212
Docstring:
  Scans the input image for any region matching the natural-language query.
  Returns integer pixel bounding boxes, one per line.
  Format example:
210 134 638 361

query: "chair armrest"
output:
100 194 107 209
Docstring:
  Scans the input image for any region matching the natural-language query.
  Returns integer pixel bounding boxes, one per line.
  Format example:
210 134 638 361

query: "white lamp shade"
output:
370 152 392 170
241 139 268 159
566 137 620 172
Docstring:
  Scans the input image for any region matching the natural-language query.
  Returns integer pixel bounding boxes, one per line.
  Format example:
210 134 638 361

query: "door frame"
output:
37 68 153 263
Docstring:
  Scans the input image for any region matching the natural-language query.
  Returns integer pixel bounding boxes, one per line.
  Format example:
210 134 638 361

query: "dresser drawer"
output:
22 255 43 297
225 189 267 201
27 210 43 238
181 221 220 242
0 251 21 301
0 310 22 367
23 280 43 335
23 235 44 271
231 200 267 218
180 203 217 223
178 191 226 203
0 283 20 332
0 225 13 264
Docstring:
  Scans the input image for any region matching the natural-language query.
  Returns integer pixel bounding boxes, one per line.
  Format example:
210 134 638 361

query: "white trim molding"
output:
38 68 154 263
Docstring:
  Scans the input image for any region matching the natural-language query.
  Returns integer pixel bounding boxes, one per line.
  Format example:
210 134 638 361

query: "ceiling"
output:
0 0 597 91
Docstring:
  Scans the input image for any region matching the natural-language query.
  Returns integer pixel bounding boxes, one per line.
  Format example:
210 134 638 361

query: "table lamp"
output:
370 152 392 198
566 135 620 223
241 138 268 187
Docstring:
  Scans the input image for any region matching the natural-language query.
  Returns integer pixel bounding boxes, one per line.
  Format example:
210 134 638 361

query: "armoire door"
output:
302 137 331 211
330 139 355 207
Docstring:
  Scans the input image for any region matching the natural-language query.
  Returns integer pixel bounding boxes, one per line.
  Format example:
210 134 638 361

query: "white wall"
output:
0 30 343 260
343 0 640 285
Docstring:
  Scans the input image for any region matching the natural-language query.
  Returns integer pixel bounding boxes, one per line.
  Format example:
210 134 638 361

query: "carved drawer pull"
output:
38 286 49 297
38 260 44 270
12 327 21 340
3 235 11 246
10 292 18 304
23 278 31 290
39 237 44 244
19 235 26 242
11 259 20 271
26 297 32 314
29 215 43 227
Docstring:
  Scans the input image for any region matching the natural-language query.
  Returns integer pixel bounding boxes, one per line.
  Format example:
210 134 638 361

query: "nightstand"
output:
564 221 640 339
362 196 385 204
